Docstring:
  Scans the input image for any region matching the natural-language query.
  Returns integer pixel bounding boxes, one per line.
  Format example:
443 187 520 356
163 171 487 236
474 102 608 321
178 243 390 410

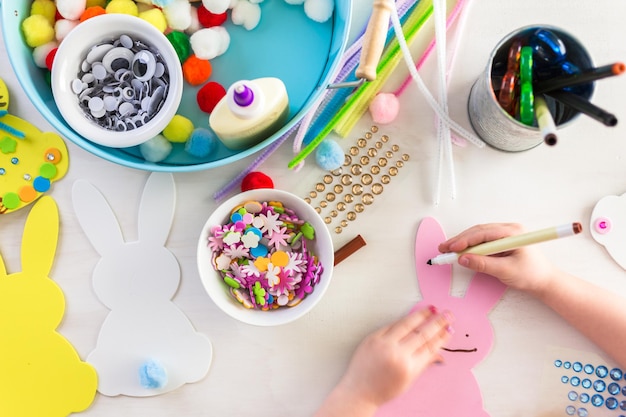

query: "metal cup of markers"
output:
468 25 594 152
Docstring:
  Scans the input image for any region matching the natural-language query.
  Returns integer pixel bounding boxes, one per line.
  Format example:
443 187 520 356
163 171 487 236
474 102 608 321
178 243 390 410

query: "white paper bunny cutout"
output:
375 217 507 417
72 172 212 397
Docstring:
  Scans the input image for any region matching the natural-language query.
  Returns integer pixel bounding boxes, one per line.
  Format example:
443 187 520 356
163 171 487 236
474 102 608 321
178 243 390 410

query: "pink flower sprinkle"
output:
224 244 249 259
267 226 290 250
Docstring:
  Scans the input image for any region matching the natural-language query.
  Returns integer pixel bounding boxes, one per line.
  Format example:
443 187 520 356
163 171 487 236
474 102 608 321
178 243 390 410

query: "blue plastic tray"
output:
1 1 352 172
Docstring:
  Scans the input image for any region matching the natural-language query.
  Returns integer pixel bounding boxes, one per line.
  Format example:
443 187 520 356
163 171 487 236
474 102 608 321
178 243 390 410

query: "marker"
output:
547 90 617 127
534 62 625 94
427 222 583 265
534 95 558 146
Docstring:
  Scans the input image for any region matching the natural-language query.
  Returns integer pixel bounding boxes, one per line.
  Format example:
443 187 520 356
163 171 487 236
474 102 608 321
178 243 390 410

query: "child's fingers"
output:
439 223 524 253
401 311 454 354
383 306 437 340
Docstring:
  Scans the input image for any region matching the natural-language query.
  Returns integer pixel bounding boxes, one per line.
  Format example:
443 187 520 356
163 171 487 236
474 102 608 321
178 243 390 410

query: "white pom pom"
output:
231 1 261 30
54 19 78 42
185 6 202 34
214 26 231 55
140 135 173 162
202 0 230 14
56 0 86 20
190 27 230 60
32 41 58 69
163 0 192 31
304 0 334 22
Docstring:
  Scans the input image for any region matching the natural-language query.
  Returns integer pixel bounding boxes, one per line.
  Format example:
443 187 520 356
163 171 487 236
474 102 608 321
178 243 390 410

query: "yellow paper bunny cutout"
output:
0 196 98 417
0 78 69 214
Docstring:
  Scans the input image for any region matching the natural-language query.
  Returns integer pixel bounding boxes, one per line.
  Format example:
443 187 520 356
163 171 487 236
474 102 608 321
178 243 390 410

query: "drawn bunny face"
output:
413 217 507 366
413 296 497 367
73 172 180 310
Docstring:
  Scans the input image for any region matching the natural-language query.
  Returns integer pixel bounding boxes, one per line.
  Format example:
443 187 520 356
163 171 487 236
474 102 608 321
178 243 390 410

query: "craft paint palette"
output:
1 0 352 172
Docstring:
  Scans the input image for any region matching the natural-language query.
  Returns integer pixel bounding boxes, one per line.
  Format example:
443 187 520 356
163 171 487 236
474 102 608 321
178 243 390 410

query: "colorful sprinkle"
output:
208 200 323 310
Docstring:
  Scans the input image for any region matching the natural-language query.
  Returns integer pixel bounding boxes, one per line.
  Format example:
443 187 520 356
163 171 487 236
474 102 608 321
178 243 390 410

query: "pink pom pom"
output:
369 93 400 124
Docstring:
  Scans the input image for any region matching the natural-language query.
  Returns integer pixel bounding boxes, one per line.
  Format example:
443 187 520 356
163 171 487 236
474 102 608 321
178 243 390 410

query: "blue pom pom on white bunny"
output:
72 172 212 397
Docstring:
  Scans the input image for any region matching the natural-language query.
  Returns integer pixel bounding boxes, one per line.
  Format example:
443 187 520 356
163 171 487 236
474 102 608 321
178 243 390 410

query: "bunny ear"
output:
464 271 507 315
21 196 58 277
414 217 452 301
72 179 125 257
137 172 175 245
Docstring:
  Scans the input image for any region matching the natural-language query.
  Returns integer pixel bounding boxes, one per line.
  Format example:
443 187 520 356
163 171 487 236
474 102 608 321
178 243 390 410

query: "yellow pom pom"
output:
105 0 139 16
162 115 195 143
30 0 57 27
21 15 55 48
139 8 168 33
86 0 107 7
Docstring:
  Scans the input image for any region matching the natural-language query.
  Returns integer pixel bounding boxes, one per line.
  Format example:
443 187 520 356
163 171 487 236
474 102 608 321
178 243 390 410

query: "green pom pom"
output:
166 31 191 63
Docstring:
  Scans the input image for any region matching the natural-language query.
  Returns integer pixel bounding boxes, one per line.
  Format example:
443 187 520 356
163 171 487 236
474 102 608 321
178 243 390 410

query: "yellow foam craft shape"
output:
0 78 69 214
0 196 98 417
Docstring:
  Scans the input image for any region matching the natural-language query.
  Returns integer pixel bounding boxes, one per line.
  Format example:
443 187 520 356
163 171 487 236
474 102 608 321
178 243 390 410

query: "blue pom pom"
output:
315 139 344 171
139 134 172 163
151 0 175 7
139 359 168 389
185 128 218 158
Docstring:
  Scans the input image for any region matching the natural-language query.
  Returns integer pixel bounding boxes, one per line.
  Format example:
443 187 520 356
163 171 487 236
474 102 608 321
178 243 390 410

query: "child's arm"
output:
314 307 454 417
440 222 626 368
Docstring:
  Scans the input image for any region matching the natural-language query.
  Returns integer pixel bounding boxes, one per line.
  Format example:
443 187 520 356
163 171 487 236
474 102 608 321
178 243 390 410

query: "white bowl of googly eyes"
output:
197 189 335 326
51 13 183 148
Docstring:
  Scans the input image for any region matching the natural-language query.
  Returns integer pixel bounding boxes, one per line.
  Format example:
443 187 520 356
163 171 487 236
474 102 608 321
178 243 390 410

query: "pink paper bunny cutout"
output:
375 217 507 417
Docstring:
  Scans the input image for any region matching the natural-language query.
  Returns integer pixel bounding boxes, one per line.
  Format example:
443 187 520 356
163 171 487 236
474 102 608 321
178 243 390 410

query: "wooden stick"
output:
355 0 394 81
334 235 367 266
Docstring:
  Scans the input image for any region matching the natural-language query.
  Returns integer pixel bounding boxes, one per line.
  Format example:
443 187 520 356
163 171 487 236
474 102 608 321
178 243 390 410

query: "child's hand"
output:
438 223 557 294
329 306 454 415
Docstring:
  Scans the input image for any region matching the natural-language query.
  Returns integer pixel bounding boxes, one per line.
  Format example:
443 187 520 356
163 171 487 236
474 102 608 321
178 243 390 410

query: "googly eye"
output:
91 63 108 80
103 95 119 112
147 85 165 116
122 87 135 101
132 50 156 82
86 43 114 64
102 47 135 74
119 34 134 49
593 217 611 234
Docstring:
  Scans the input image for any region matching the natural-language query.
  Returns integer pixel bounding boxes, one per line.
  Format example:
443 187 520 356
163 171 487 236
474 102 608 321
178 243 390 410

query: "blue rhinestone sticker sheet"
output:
538 347 626 417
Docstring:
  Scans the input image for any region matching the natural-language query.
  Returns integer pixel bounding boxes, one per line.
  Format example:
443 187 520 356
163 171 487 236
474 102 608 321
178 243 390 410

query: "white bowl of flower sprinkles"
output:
197 189 334 326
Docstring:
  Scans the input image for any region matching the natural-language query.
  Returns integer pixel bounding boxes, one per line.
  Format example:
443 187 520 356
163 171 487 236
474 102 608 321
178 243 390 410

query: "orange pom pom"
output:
80 6 105 22
182 54 212 86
